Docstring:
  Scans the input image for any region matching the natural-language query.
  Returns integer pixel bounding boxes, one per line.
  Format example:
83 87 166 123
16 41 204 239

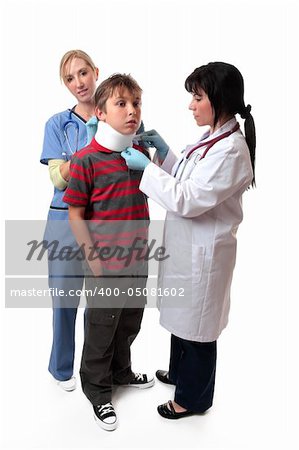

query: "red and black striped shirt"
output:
63 138 149 221
63 138 149 272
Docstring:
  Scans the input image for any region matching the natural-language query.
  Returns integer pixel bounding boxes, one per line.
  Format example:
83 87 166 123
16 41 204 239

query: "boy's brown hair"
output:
95 73 142 112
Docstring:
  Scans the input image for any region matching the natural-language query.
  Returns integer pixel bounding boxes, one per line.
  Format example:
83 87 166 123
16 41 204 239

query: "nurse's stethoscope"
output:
62 107 80 157
174 122 240 179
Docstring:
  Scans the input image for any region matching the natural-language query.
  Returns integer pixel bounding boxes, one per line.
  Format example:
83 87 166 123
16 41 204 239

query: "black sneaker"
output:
125 372 155 389
93 402 117 431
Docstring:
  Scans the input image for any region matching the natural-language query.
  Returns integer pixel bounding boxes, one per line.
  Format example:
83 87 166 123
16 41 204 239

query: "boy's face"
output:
96 88 142 135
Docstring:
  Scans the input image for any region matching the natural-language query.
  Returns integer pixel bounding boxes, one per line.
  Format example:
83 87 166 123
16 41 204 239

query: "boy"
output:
63 74 154 431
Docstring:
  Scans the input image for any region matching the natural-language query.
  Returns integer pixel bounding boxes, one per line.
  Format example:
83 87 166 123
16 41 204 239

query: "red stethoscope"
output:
174 122 240 178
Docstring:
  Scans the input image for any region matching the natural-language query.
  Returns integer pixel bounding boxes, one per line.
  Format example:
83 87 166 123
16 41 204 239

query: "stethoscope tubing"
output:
62 109 80 157
174 123 240 179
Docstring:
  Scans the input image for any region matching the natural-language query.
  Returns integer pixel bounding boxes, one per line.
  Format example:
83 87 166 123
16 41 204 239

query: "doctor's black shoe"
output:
157 400 194 420
93 402 118 431
125 372 155 388
156 370 175 385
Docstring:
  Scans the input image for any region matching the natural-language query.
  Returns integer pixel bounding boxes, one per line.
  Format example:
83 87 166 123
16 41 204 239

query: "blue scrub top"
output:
40 109 88 251
40 108 88 211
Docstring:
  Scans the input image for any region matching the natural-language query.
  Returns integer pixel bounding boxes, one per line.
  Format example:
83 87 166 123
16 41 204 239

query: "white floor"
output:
1 299 296 450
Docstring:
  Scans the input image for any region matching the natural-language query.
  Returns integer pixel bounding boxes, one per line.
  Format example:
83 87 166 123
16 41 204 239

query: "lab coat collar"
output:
201 117 238 143
185 118 238 154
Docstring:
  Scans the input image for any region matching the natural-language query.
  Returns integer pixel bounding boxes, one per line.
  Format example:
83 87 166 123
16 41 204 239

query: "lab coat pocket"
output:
158 242 202 308
161 241 193 279
192 245 206 284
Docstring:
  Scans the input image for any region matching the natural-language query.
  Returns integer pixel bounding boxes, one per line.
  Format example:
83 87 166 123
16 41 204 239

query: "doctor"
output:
122 62 256 418
40 50 99 391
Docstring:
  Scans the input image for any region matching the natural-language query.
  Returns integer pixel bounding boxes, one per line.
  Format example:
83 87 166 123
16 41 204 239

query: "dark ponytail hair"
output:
185 62 256 187
240 105 256 187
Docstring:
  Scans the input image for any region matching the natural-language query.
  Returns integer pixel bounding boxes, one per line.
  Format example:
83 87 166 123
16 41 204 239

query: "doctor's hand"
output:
136 129 169 160
121 148 150 171
86 116 98 144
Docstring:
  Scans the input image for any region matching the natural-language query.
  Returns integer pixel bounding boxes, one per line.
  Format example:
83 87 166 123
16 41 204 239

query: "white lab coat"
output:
140 118 253 342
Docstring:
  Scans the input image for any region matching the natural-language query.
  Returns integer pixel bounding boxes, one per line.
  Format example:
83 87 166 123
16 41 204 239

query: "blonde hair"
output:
59 49 97 81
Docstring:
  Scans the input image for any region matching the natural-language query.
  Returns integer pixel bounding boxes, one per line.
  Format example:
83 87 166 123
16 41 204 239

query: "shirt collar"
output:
90 138 113 153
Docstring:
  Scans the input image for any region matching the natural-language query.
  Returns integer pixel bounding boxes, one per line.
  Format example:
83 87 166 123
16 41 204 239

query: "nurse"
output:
40 50 99 391
122 62 256 418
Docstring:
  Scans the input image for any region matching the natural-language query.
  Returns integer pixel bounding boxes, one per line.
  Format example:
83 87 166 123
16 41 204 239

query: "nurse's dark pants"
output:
168 334 217 412
80 274 146 406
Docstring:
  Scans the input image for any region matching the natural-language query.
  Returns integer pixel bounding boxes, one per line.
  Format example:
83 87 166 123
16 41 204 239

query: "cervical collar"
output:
95 121 135 152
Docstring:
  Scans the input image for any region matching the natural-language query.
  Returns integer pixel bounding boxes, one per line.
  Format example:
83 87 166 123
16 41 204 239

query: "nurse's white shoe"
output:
55 376 77 391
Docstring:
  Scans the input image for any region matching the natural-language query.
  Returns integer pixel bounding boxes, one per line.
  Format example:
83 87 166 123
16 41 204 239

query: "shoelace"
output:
97 402 114 415
134 373 144 381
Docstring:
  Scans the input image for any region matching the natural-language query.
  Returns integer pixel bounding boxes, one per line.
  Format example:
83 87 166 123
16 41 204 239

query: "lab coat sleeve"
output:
159 149 178 174
139 142 253 218
151 148 177 172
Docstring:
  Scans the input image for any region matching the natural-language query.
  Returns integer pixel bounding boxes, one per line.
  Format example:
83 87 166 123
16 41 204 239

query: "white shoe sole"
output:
56 377 77 391
93 414 118 431
125 378 155 389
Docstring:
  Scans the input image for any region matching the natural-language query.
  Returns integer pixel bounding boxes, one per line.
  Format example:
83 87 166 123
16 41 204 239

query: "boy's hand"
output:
121 148 150 171
88 258 103 277
135 129 169 160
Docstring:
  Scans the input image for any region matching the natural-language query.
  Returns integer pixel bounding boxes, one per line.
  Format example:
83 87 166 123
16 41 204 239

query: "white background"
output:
1 0 298 449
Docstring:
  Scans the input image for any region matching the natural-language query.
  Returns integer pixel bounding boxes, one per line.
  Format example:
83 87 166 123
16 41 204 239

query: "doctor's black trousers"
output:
168 334 217 412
